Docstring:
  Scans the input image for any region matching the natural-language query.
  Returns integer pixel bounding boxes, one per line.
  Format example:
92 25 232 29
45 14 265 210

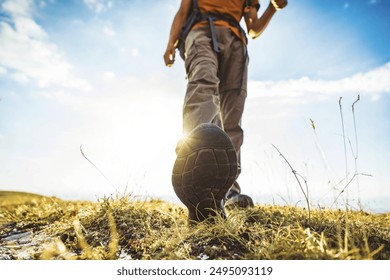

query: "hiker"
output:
164 0 288 222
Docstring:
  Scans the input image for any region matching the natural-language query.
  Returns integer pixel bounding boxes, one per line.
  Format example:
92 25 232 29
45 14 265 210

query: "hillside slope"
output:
0 192 389 260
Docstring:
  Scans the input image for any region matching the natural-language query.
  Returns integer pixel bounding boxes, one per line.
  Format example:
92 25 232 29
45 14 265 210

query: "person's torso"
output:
197 0 246 24
192 0 258 44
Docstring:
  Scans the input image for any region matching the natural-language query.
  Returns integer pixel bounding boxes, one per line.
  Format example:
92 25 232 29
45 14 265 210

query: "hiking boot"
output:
225 189 254 209
172 123 239 223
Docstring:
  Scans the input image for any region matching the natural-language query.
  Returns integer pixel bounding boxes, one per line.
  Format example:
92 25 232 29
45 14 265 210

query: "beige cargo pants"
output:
183 26 248 194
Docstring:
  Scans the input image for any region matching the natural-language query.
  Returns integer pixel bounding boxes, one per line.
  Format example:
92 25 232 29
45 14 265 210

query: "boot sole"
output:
172 123 238 222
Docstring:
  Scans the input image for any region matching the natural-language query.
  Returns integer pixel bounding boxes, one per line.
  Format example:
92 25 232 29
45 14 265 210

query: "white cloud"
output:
249 62 390 103
131 48 140 57
102 25 115 36
0 0 91 91
0 66 7 75
84 0 113 14
2 0 32 16
9 72 31 84
103 71 116 81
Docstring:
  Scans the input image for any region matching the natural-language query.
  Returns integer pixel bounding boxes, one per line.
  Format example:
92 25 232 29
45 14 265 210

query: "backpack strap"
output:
207 15 221 53
192 0 198 10
177 0 250 60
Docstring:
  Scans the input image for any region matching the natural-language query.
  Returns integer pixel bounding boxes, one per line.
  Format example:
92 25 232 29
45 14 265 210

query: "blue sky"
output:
0 0 389 212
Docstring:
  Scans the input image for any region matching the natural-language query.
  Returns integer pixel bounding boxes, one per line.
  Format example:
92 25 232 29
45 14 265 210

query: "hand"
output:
271 0 288 10
164 47 176 67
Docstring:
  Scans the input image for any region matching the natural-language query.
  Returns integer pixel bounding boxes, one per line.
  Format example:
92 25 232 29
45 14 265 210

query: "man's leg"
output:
218 29 254 208
216 28 248 168
218 29 248 178
172 28 239 222
183 27 221 135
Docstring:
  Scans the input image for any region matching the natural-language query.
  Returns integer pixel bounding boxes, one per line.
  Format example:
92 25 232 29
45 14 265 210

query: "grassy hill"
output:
0 191 389 260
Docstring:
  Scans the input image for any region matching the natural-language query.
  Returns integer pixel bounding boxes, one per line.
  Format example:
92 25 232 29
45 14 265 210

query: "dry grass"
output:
0 192 389 260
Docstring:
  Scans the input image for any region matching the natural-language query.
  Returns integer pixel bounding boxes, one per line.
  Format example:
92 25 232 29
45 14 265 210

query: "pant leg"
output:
182 28 221 135
182 27 247 195
218 29 248 170
218 29 248 195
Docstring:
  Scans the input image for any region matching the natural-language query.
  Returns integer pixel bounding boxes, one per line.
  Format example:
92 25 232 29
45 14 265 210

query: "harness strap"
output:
193 0 199 10
207 15 221 53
